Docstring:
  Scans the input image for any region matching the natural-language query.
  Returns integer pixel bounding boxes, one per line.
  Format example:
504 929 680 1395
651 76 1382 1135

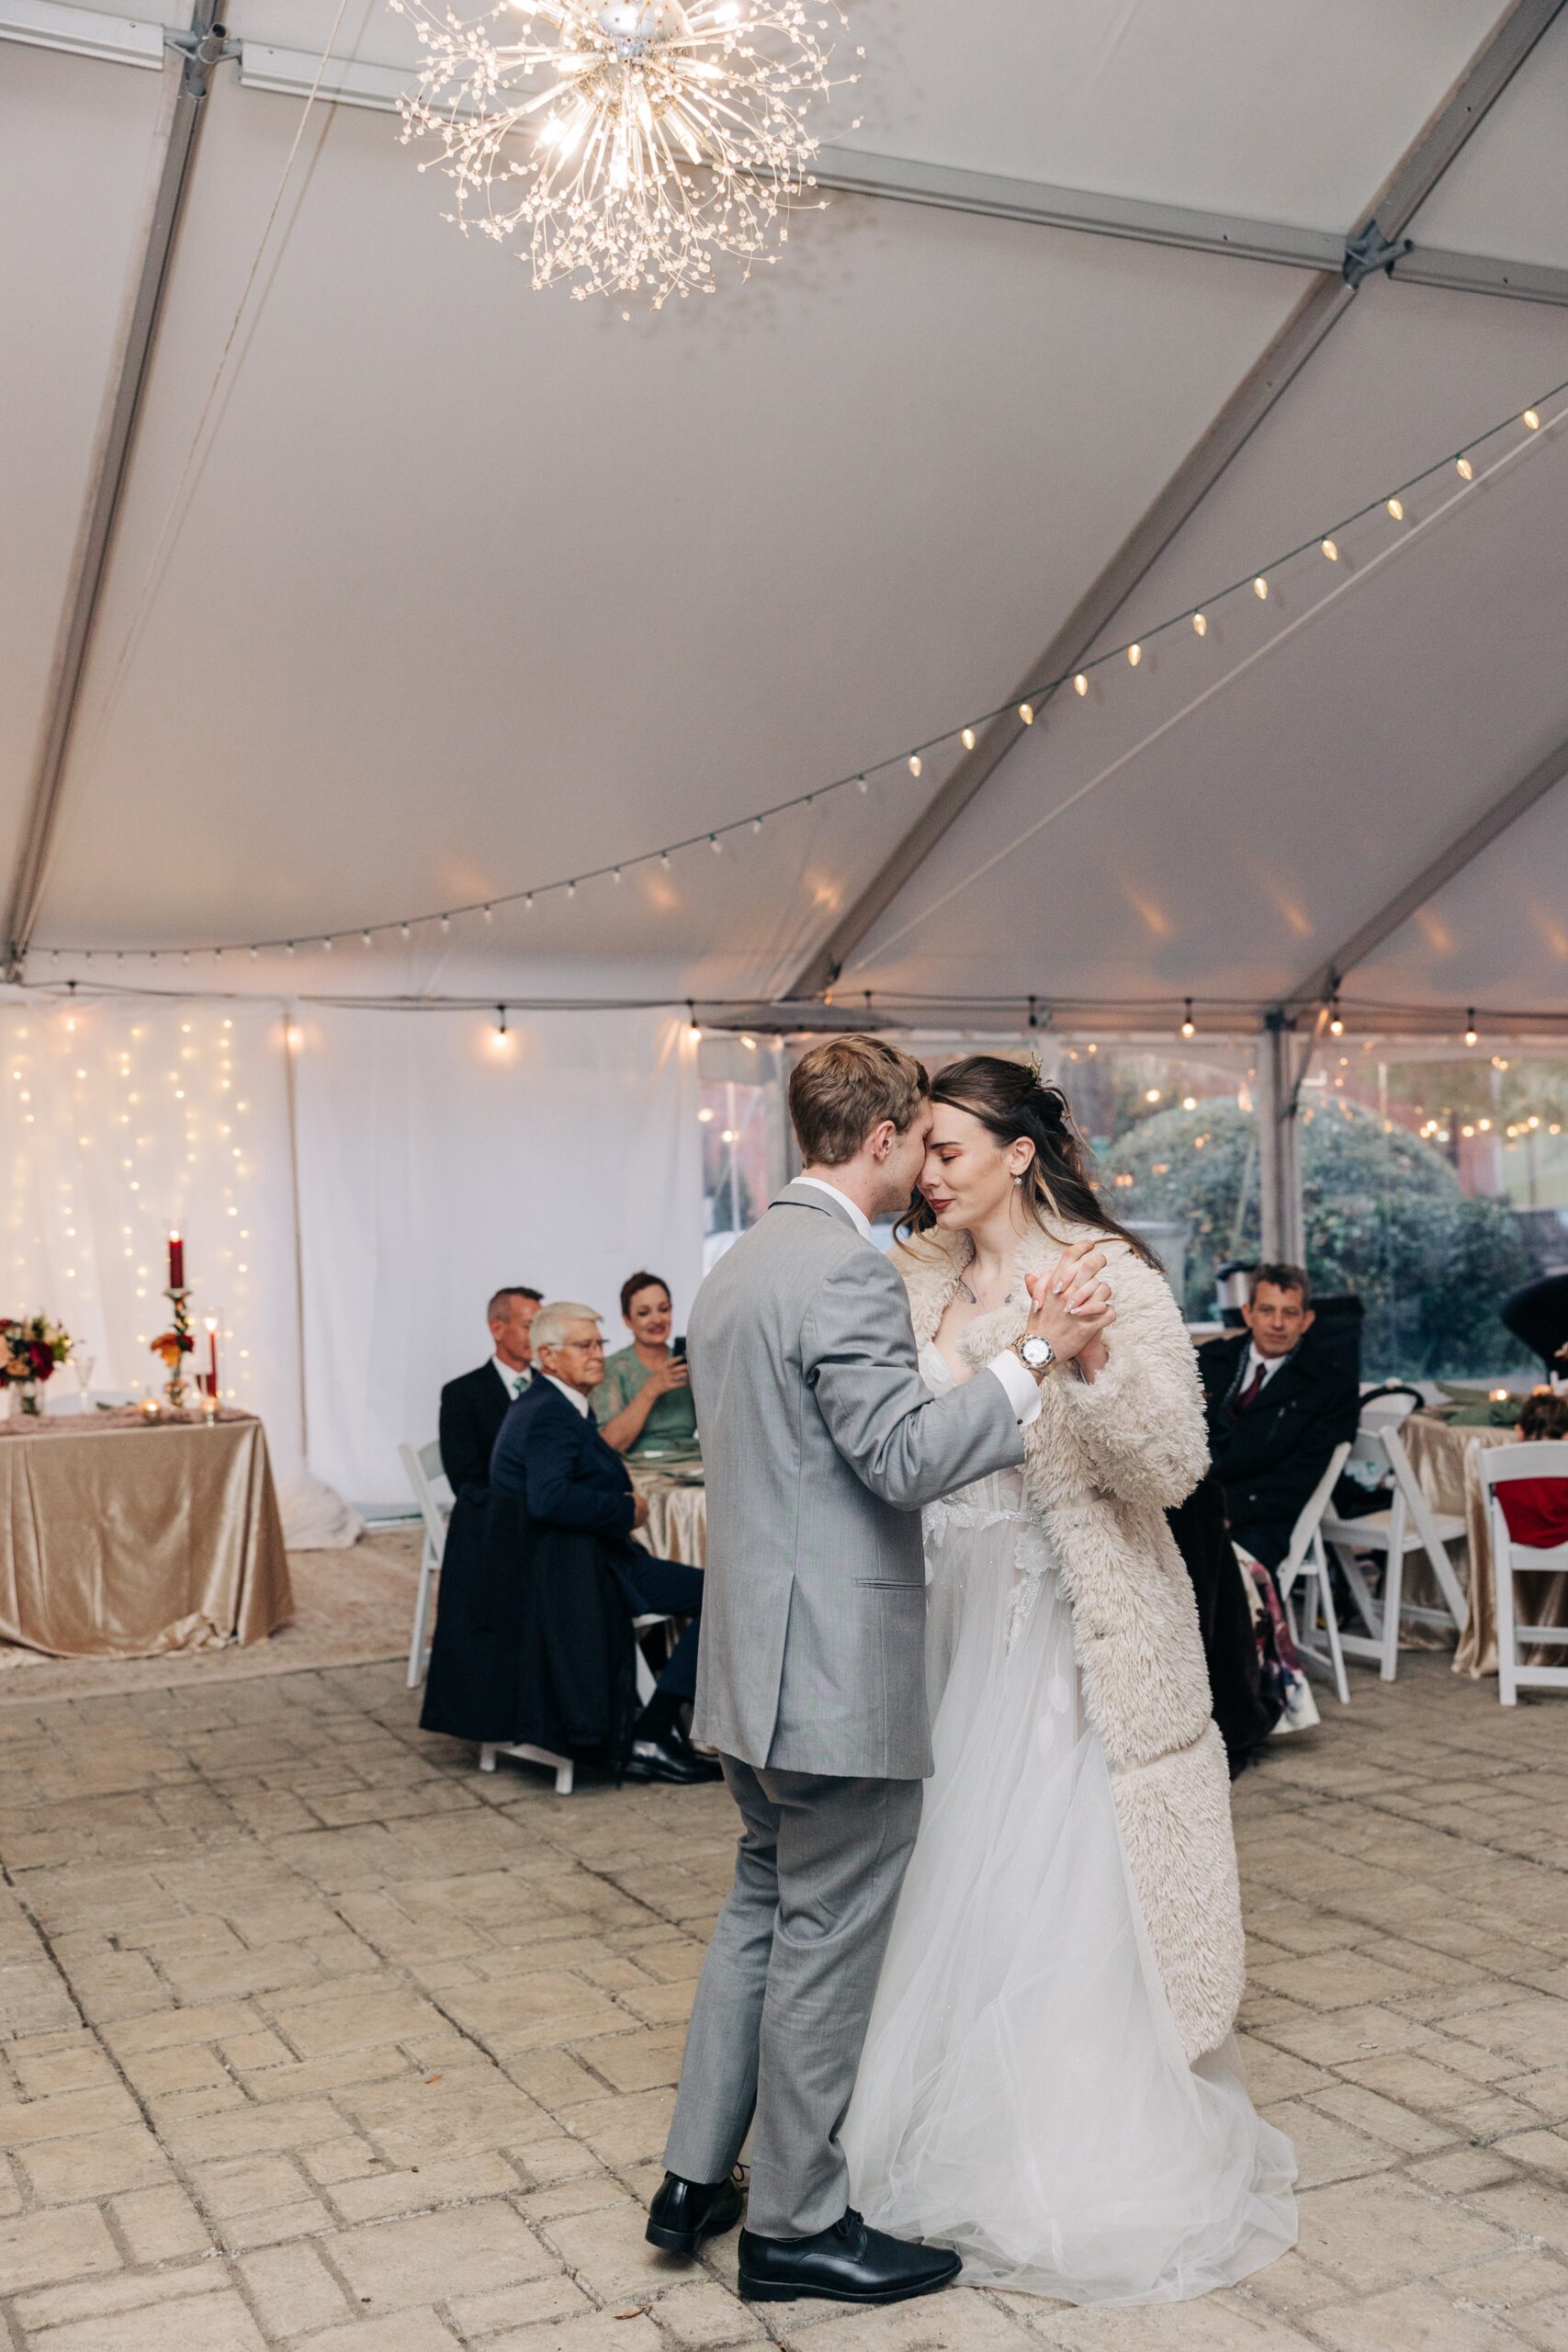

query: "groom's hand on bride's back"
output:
1022 1240 1116 1368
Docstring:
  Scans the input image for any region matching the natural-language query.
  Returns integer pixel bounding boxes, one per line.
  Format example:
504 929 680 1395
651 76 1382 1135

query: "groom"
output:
645 1035 1111 2304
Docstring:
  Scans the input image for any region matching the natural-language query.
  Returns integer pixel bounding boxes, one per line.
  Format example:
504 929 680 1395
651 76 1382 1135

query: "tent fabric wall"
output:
291 1004 703 1506
0 993 702 1511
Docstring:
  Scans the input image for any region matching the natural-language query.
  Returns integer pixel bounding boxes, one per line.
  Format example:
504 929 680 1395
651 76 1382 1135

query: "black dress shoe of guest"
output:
622 1736 724 1785
645 2171 744 2255
738 2209 962 2304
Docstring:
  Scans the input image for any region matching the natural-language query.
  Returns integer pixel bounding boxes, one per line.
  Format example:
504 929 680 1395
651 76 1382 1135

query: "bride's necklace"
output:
957 1267 1019 1311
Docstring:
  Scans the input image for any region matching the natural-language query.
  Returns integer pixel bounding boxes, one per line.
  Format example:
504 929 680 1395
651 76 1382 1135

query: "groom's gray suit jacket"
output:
686 1182 1024 1779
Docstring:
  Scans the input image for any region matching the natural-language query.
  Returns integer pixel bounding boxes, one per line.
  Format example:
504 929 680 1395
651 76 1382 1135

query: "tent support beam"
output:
807 148 1568 311
1283 730 1568 1014
784 0 1568 1005
2 0 227 981
1256 1016 1310 1265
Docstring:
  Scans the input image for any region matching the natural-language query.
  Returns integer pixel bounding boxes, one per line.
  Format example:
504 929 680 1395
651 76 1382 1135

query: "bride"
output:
840 1055 1296 2304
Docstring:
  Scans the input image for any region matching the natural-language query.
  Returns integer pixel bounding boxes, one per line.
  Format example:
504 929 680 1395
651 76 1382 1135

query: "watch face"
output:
1021 1335 1053 1368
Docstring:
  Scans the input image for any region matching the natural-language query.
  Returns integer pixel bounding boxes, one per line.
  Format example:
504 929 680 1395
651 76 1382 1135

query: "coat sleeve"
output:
804 1249 1024 1510
1055 1246 1209 1510
438 1378 488 1495
523 1414 637 1539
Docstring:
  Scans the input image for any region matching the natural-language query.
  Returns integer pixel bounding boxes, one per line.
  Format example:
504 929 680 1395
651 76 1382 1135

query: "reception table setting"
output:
0 1233 292 1661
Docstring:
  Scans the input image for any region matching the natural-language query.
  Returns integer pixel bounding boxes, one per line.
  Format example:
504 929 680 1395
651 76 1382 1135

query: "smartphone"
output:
671 1334 687 1359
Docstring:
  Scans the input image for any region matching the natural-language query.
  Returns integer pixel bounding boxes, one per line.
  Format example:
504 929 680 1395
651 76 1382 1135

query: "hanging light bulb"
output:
686 1004 703 1045
361 930 373 948
440 913 451 933
908 754 922 777
1456 456 1473 481
1127 644 1142 669
400 922 412 940
1180 1000 1195 1040
525 893 536 911
1464 1010 1478 1047
566 880 577 897
1321 537 1338 561
493 1004 508 1040
1328 997 1345 1038
1524 408 1541 431
483 904 494 921
1253 575 1269 600
1386 496 1404 521
709 834 723 854
854 775 868 793
1191 612 1207 638
752 816 763 832
1018 702 1034 726
961 727 976 751
660 852 672 870
321 937 333 952
1073 673 1089 696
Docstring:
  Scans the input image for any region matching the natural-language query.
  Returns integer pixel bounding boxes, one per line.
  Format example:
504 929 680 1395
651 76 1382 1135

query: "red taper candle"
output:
206 1317 220 1401
168 1232 185 1290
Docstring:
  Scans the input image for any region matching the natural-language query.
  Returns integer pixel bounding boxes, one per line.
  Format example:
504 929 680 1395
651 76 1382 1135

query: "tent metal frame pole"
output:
1257 1015 1308 1265
1282 730 1568 1014
2 0 229 981
784 0 1568 1005
807 147 1568 311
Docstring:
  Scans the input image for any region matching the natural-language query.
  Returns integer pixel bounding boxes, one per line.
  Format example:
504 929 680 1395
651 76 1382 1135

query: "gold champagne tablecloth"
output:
1401 1411 1568 1679
0 1409 293 1658
628 1463 707 1566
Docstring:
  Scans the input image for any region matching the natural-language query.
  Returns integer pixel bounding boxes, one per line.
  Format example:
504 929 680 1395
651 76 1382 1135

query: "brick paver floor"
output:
4 1652 1568 2349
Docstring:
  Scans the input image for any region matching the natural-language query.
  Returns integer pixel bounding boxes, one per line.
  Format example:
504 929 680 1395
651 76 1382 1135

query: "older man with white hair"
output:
490 1300 719 1785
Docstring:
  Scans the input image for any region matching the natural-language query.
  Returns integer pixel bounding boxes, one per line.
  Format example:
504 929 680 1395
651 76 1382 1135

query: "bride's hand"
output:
1022 1241 1115 1366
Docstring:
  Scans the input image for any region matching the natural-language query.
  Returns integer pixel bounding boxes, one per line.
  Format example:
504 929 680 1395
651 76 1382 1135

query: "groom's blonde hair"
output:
789 1035 929 1168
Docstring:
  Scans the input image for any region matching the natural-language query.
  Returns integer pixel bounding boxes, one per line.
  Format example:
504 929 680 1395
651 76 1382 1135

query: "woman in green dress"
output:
594 1271 699 1458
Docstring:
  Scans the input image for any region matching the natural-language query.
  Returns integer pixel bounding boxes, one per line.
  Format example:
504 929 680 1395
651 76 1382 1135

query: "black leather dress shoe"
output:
623 1736 724 1785
645 2171 744 2255
738 2209 962 2304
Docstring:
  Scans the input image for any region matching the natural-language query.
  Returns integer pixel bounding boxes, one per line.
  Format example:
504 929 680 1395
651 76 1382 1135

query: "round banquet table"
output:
0 1406 293 1658
1401 1409 1568 1678
627 1460 707 1566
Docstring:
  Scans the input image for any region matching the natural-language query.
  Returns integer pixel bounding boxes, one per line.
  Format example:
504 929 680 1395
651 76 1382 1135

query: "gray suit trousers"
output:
662 1758 921 2239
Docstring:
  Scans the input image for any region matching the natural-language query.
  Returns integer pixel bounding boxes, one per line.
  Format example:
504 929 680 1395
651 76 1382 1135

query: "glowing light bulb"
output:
961 728 976 751
1018 702 1034 726
1191 612 1207 637
1127 644 1142 669
908 754 922 777
1253 575 1269 600
1386 496 1404 521
1456 457 1472 481
1321 537 1338 561
1073 673 1089 696
1524 408 1541 431
1464 1012 1478 1046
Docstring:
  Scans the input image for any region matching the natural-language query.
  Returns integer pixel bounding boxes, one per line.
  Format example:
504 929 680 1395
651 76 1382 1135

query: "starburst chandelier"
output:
388 0 861 308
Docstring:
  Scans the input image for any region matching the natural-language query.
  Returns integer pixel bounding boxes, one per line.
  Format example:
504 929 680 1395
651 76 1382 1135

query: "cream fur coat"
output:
896 1219 1247 2062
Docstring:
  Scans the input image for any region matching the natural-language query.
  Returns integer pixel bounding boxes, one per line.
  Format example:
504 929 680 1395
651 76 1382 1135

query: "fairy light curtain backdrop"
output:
2 997 702 1510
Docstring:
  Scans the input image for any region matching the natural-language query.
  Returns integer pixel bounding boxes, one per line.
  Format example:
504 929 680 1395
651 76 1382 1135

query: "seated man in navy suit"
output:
491 1299 720 1786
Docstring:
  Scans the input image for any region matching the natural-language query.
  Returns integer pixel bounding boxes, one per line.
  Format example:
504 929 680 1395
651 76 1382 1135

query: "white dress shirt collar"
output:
1244 1340 1287 1391
795 1175 874 1243
491 1355 529 1400
542 1371 592 1418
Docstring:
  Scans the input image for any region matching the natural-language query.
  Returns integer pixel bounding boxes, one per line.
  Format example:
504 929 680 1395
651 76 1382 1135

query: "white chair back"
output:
1480 1442 1568 1706
1276 1439 1353 1704
400 1439 452 1688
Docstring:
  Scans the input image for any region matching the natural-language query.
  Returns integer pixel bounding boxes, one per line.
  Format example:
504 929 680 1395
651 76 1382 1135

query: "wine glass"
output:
73 1352 96 1407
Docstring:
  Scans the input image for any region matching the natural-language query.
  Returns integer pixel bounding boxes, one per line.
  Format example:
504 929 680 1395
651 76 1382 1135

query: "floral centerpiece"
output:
1 1314 73 1417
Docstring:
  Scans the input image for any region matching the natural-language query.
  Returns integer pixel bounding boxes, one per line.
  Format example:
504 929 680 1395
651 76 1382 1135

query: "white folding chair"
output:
1322 1422 1469 1681
399 1439 452 1689
479 1613 675 1795
1481 1441 1568 1706
1276 1440 1353 1705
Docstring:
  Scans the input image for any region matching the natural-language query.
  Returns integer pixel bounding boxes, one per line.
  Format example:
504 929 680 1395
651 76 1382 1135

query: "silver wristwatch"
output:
1014 1333 1055 1375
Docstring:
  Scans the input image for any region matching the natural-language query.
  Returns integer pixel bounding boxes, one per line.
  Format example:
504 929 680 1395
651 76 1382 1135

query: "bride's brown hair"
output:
898 1053 1161 1269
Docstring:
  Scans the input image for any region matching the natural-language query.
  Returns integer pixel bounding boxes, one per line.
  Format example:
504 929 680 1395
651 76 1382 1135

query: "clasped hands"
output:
1021 1238 1115 1376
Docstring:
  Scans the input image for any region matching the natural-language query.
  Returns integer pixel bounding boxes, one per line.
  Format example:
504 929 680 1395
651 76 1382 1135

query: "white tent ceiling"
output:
5 0 1568 1034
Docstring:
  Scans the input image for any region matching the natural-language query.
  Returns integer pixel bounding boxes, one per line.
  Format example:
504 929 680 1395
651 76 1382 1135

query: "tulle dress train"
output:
839 1345 1297 2305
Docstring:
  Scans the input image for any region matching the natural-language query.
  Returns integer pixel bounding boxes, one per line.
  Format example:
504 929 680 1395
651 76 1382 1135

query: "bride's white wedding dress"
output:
839 1342 1297 2305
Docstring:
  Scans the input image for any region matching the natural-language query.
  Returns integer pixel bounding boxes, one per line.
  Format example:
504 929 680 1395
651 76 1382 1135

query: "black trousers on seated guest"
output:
608 1553 705 1702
